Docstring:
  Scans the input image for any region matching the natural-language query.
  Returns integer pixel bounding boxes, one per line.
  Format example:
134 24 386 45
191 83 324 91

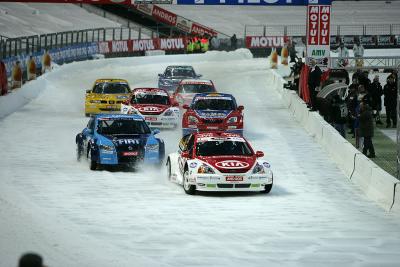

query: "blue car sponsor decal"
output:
195 110 231 118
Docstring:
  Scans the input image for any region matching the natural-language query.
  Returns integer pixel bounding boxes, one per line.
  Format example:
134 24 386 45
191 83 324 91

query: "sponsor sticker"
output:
226 176 244 182
190 162 198 168
123 151 138 156
263 162 271 168
145 116 157 121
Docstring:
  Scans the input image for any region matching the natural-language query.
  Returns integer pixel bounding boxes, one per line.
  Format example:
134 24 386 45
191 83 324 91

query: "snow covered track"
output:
1 50 400 266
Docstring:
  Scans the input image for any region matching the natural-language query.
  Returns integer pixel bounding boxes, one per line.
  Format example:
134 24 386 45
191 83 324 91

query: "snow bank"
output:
270 67 399 212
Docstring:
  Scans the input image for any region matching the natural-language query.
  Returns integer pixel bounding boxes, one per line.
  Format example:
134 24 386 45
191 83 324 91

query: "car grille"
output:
202 119 224 124
218 168 248 174
100 100 107 104
217 184 233 188
235 184 251 188
217 184 251 189
99 108 120 111
116 144 144 163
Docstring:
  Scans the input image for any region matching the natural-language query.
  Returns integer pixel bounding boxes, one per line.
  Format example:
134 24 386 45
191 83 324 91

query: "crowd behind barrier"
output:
271 69 400 212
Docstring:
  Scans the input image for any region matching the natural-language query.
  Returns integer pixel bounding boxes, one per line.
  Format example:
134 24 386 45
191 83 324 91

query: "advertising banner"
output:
0 0 133 3
151 5 177 26
133 3 154 16
176 0 332 5
98 38 187 54
306 4 331 67
176 16 193 33
245 36 287 48
191 23 217 36
377 35 396 46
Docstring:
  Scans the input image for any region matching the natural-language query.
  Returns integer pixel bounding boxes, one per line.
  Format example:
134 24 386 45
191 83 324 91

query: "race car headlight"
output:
252 163 265 174
164 109 174 116
117 95 128 99
100 144 114 151
188 115 199 124
198 164 215 174
90 100 102 104
146 144 159 151
227 117 238 123
128 109 138 115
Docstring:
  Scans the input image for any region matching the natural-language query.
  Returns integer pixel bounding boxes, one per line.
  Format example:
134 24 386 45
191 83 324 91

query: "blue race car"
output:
158 65 202 93
76 114 165 170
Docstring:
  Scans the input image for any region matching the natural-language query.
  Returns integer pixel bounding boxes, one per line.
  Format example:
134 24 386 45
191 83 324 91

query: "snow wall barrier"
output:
269 70 400 212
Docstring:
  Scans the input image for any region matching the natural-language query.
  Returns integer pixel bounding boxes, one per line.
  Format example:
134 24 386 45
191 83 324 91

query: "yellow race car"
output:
85 79 131 116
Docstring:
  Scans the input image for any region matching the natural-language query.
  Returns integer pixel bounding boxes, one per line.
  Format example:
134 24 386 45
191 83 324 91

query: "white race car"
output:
121 87 180 129
166 132 273 195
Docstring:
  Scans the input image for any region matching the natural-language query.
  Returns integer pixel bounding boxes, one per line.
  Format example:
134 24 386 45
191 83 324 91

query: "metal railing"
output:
0 27 158 60
329 56 400 70
245 24 400 37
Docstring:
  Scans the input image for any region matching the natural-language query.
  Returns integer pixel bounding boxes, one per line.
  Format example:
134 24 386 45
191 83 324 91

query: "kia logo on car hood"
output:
215 160 249 169
138 106 163 112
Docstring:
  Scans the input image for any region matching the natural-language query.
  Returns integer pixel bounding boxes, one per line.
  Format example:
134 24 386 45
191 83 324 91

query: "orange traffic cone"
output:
270 48 278 69
281 46 288 65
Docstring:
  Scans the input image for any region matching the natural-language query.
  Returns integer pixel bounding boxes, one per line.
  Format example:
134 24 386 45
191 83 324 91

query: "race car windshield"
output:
196 141 253 157
93 83 130 94
97 119 151 135
171 68 195 77
133 94 170 105
193 99 235 110
179 84 215 94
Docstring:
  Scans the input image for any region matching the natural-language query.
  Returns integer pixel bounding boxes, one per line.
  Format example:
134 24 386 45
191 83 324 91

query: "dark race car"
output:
76 114 165 170
158 65 202 92
181 93 244 136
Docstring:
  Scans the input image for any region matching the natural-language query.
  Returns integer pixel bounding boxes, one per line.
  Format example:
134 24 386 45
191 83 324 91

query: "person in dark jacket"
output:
383 74 397 128
346 83 359 136
331 94 347 137
359 101 375 158
230 34 237 50
308 58 322 111
289 41 297 63
368 75 383 125
19 253 45 267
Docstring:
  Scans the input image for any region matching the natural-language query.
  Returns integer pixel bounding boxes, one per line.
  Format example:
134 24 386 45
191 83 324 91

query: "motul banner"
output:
152 5 177 26
191 23 217 37
0 0 133 3
306 4 331 67
245 36 288 48
98 38 187 54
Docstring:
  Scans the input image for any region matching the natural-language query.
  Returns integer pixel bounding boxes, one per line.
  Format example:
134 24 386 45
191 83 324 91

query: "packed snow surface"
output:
0 50 400 267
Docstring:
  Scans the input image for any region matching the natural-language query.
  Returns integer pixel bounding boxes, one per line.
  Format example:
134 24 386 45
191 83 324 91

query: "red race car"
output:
121 88 180 129
181 93 244 136
171 79 216 107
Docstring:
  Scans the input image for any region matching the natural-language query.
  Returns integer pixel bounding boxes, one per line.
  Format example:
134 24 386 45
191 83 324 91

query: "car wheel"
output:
183 169 196 195
76 145 83 162
262 184 273 194
85 113 90 117
166 159 172 180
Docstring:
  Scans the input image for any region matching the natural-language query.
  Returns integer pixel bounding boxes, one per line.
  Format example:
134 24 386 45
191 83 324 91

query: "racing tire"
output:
166 159 172 180
90 159 97 171
76 145 83 162
183 169 196 195
85 113 90 117
262 184 273 194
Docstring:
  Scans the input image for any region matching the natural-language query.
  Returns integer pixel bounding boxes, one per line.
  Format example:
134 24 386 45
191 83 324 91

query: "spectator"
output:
308 58 322 111
230 34 237 50
331 94 348 137
210 35 220 50
353 38 364 67
359 101 375 158
383 74 397 128
0 60 8 95
335 42 349 67
19 252 45 267
200 34 209 53
288 41 297 63
346 83 359 137
369 75 384 125
12 60 22 89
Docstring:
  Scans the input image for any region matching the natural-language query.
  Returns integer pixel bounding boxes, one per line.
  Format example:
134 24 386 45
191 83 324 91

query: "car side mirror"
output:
183 104 190 109
158 73 163 77
173 102 179 107
181 151 190 158
86 89 91 94
255 151 264 158
238 105 244 111
196 74 202 78
152 129 160 135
